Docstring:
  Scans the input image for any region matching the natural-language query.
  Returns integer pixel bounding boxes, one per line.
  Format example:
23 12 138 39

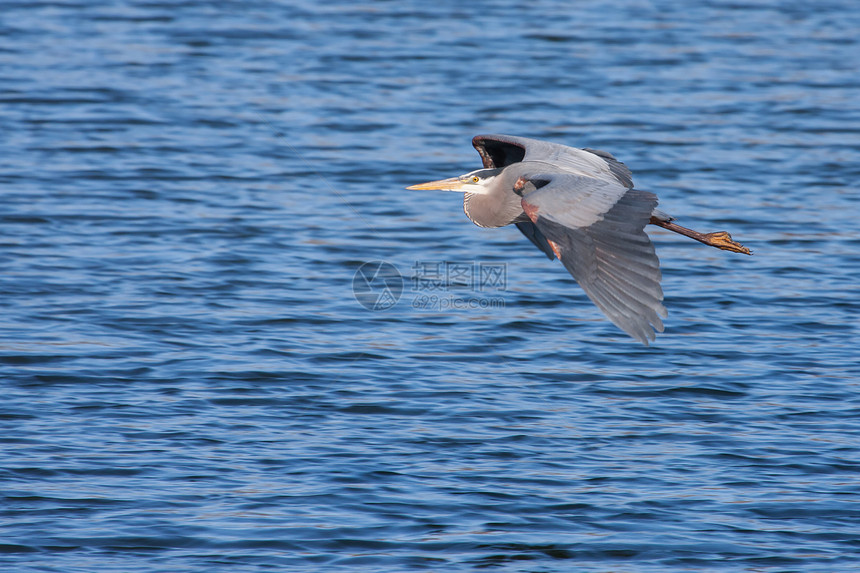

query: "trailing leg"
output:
650 216 751 255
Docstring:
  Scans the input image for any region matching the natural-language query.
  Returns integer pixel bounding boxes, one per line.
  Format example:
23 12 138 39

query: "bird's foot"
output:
701 231 751 255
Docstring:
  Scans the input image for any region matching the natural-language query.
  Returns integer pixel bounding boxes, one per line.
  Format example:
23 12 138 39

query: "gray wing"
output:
520 172 632 229
520 174 666 344
582 147 634 189
473 135 635 258
473 134 633 188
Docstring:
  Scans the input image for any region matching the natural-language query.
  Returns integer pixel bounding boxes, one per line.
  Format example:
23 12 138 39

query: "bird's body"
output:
407 134 749 344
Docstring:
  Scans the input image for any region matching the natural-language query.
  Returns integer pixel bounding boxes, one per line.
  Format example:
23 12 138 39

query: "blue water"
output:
2 1 859 571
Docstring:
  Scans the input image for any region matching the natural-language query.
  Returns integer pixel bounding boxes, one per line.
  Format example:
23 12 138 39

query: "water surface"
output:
2 1 859 571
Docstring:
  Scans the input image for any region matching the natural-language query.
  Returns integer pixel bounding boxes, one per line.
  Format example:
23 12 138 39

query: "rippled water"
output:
2 1 860 571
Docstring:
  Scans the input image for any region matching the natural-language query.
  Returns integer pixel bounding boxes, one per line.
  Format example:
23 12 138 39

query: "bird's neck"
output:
463 188 524 228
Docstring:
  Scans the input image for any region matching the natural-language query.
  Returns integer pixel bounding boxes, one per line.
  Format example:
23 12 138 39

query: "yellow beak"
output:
406 176 465 191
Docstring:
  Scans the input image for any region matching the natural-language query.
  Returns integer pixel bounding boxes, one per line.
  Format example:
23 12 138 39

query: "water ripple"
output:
2 0 860 572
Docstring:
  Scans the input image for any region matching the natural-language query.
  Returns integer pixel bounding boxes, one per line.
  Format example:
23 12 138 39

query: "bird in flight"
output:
407 134 750 344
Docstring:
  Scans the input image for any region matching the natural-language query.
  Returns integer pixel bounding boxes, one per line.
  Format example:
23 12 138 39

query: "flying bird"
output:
407 134 750 344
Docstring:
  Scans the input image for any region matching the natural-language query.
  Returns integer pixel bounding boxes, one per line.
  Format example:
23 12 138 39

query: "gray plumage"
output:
466 134 665 344
407 134 751 344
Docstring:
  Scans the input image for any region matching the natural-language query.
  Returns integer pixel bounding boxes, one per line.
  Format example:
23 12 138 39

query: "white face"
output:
455 169 496 194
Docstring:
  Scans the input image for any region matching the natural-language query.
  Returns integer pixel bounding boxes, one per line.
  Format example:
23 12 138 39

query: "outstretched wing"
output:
520 173 666 344
472 134 634 188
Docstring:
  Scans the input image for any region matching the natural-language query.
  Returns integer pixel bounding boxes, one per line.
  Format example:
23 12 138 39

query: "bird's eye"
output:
471 176 480 183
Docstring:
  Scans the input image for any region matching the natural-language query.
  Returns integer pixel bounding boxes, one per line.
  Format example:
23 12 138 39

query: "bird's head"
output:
406 168 503 195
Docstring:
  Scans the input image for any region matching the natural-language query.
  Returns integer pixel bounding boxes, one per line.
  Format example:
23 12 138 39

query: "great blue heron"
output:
407 134 750 344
